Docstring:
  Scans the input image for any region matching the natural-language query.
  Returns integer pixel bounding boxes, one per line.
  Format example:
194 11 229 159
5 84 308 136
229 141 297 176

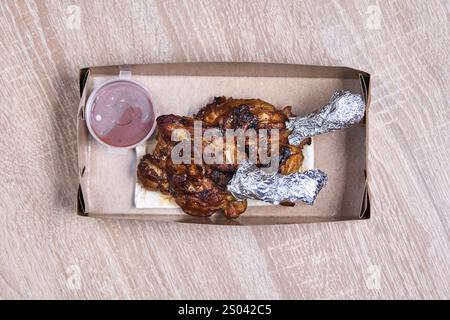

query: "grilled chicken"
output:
137 97 309 219
195 97 303 174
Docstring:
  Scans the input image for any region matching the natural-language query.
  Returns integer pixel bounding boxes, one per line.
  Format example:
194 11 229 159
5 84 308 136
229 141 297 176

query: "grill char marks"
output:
222 104 258 131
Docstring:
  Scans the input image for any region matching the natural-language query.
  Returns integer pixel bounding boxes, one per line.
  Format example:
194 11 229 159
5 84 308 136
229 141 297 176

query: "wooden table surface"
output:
0 0 448 299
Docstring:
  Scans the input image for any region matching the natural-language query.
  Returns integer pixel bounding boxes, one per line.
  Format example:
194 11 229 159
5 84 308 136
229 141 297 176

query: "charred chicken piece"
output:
165 157 247 218
137 97 308 218
279 138 311 175
137 154 169 194
195 97 293 129
196 97 300 174
137 114 247 218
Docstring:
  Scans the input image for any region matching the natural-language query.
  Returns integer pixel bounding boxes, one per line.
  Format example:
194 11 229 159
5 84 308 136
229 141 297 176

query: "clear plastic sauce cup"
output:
85 73 156 149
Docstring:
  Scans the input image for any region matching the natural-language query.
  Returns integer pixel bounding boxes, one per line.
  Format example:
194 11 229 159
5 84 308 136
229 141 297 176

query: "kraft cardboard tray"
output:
77 63 371 225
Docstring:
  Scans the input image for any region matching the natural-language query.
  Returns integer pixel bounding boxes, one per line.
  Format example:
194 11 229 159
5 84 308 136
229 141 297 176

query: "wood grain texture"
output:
0 0 449 299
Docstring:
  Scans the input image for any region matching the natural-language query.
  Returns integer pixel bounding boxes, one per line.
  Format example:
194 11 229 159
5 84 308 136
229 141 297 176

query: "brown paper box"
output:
77 63 371 225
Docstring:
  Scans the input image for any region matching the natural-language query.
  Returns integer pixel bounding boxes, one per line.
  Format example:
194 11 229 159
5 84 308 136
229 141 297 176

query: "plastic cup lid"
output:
86 76 156 149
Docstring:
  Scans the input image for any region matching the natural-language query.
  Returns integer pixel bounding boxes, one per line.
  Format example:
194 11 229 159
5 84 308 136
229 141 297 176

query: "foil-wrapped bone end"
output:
228 161 327 205
287 91 366 146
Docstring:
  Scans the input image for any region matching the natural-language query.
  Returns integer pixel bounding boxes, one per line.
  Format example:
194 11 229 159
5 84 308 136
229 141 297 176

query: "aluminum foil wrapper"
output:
287 91 366 146
228 161 327 205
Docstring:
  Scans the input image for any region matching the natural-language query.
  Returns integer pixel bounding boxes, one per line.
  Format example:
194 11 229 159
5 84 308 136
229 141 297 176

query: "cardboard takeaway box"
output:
77 63 371 225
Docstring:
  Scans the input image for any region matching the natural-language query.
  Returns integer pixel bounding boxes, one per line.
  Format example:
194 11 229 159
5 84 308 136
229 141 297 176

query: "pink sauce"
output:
88 81 155 148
